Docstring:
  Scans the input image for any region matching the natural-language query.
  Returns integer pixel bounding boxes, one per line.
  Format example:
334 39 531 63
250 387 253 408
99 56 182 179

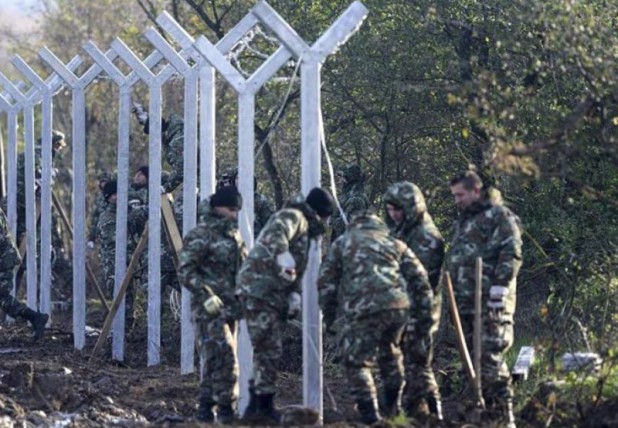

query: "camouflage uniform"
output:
217 167 275 237
447 188 522 414
384 182 445 416
330 165 371 242
319 211 433 423
236 193 326 396
178 198 247 419
0 208 48 339
13 132 72 290
87 173 111 244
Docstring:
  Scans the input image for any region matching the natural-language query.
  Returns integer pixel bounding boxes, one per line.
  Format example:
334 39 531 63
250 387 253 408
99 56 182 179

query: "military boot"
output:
427 395 444 422
255 393 281 425
357 398 381 425
196 397 216 423
23 308 49 340
380 387 402 417
217 403 235 425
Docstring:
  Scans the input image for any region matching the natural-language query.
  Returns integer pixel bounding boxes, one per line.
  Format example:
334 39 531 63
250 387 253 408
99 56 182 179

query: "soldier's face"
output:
386 203 404 224
214 206 239 220
451 183 481 210
133 171 147 186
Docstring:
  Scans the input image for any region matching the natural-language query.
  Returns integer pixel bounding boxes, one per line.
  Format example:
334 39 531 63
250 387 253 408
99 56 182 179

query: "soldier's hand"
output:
132 103 149 125
287 292 301 319
277 251 297 282
87 241 95 250
488 285 508 309
203 295 224 316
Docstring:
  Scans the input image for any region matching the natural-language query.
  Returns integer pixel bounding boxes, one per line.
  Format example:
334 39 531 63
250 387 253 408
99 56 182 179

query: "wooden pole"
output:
474 257 485 409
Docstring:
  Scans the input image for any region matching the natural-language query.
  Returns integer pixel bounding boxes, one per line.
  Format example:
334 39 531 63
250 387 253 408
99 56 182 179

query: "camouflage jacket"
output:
178 199 247 321
88 192 107 242
0 208 20 282
319 212 433 336
161 114 185 193
97 203 146 262
383 182 445 291
236 193 323 311
447 189 522 318
330 181 370 241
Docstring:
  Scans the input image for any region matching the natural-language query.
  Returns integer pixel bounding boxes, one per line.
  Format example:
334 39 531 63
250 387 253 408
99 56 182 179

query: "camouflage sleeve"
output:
400 245 434 336
258 209 303 257
162 114 184 193
423 233 445 291
88 196 105 241
318 239 343 327
491 209 523 287
0 209 21 270
343 195 368 218
178 228 215 302
255 194 275 235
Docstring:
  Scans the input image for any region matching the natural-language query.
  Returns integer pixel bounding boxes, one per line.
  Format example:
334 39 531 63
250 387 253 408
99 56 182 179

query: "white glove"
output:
87 241 95 250
51 168 58 179
132 103 149 125
160 185 167 194
487 285 509 309
287 292 301 319
204 295 224 316
276 251 297 282
129 199 142 209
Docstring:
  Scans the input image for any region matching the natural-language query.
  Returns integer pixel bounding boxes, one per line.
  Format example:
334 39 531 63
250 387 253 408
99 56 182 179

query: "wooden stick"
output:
51 191 110 313
160 195 183 270
89 226 148 362
445 271 476 387
474 257 485 408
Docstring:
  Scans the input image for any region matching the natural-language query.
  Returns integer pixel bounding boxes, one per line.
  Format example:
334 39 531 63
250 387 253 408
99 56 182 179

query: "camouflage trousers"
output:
460 310 514 401
402 330 441 404
339 309 408 404
100 250 135 323
242 297 284 395
196 316 239 406
0 272 29 319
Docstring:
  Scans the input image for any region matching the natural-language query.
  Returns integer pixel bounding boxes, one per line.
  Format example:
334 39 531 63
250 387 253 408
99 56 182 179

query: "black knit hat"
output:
305 187 335 218
103 180 117 202
138 165 149 178
210 186 243 210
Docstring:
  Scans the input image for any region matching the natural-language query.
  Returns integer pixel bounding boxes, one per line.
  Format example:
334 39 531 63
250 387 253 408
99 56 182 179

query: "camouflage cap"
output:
97 171 112 182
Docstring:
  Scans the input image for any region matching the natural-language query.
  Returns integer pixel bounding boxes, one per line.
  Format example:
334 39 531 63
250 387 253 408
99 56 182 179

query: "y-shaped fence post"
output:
111 37 177 366
252 1 368 419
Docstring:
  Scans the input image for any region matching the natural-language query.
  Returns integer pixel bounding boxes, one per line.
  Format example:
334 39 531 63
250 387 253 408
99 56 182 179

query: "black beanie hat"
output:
210 185 243 210
103 180 117 202
138 165 149 178
306 187 335 218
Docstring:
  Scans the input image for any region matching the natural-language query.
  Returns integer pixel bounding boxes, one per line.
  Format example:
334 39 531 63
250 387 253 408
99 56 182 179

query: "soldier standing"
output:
217 167 275 238
447 171 522 427
87 172 111 250
318 210 433 424
236 187 335 424
383 181 445 421
330 164 370 242
0 207 48 339
178 186 246 424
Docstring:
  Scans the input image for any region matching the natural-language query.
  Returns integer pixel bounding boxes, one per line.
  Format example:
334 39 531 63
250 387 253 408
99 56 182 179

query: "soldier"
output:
236 187 335 424
447 171 522 427
318 209 433 424
330 164 370 242
383 181 445 421
217 167 275 237
128 165 149 206
178 186 246 424
87 172 111 249
97 181 142 323
0 207 48 340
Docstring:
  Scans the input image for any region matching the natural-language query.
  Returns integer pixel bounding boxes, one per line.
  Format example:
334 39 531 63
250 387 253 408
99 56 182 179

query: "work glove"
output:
87 241 95 250
287 292 301 319
160 185 167 195
203 295 224 317
129 199 142 210
276 251 297 283
132 103 149 125
488 285 509 310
